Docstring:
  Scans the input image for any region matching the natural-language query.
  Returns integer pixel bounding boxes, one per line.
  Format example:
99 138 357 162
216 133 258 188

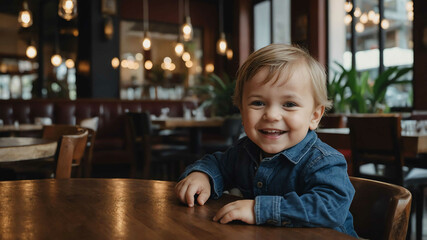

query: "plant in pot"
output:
328 62 412 113
192 73 239 117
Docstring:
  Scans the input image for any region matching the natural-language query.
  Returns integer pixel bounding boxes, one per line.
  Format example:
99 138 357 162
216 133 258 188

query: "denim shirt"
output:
180 130 358 237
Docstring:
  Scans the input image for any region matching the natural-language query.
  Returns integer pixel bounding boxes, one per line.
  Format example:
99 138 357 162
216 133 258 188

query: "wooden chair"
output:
54 127 88 179
126 111 188 180
349 176 412 240
42 124 93 178
347 114 404 185
319 113 347 128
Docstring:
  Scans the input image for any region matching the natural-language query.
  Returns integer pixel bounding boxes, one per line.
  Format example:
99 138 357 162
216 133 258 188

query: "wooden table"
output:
0 179 356 240
153 117 224 153
316 128 427 158
0 137 57 162
0 124 43 137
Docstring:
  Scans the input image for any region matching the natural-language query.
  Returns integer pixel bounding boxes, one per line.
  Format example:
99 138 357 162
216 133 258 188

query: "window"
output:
328 0 413 109
253 0 291 51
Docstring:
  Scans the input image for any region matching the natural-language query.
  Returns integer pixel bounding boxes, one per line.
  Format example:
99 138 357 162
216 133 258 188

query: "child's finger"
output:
175 181 188 204
213 202 234 222
185 184 198 207
196 189 210 206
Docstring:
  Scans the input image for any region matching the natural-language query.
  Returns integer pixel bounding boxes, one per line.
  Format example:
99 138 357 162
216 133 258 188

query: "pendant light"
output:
18 1 33 28
51 29 62 67
216 0 227 55
181 0 193 42
51 54 62 67
26 40 37 59
174 0 184 56
58 0 78 21
142 0 151 51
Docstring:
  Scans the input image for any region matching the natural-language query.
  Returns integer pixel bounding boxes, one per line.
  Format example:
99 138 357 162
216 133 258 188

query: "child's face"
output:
240 66 324 156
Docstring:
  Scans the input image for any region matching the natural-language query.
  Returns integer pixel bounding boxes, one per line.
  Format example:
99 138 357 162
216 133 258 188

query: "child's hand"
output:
213 200 255 224
175 171 211 207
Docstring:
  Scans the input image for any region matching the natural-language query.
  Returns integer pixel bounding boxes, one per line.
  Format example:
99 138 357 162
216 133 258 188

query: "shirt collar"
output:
242 130 318 165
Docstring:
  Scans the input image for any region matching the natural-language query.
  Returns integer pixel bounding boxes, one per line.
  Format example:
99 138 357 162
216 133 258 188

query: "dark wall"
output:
413 0 427 110
76 0 120 98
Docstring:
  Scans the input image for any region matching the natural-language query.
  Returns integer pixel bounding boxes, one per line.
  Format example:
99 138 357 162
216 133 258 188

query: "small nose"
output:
263 106 281 121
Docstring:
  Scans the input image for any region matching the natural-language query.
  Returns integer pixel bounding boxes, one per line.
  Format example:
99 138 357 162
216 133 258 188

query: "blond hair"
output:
233 44 332 111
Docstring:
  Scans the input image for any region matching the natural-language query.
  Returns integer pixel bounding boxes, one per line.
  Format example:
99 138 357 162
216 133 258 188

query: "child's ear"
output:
309 105 325 130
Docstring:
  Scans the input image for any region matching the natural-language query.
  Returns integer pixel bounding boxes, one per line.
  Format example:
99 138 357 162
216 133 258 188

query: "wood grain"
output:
0 179 356 240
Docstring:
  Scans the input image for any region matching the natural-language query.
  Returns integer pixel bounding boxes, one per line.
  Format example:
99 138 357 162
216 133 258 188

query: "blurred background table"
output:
316 128 427 158
0 124 43 137
152 117 224 153
0 179 356 240
0 137 57 162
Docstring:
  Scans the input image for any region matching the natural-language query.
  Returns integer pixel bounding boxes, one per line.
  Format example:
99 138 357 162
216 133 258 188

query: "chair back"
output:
349 176 412 240
42 125 90 178
55 128 88 179
79 127 96 177
319 114 347 128
347 114 404 185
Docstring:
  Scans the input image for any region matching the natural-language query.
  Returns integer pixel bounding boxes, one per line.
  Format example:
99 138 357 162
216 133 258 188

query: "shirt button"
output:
257 181 263 188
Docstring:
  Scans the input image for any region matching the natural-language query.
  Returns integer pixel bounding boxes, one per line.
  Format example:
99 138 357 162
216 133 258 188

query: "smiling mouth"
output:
259 129 287 136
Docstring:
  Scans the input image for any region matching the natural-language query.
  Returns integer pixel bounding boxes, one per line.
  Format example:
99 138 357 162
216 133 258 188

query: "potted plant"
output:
328 62 412 113
192 73 239 117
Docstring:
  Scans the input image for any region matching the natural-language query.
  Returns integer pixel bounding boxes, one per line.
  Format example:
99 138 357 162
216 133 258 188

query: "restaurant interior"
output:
0 0 427 239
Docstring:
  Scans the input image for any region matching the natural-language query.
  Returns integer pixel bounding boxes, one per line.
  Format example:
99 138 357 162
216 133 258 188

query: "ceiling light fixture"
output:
18 1 33 28
58 0 78 21
216 0 227 55
181 0 193 42
142 0 151 51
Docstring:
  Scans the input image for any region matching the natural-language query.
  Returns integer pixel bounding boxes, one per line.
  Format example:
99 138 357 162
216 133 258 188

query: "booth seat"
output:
0 99 197 176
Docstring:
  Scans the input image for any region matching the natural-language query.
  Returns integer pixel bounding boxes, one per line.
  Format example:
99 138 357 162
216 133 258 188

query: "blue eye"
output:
250 100 264 106
283 102 297 108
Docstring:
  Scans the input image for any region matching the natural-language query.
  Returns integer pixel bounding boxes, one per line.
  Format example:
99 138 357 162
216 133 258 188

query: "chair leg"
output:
415 186 424 240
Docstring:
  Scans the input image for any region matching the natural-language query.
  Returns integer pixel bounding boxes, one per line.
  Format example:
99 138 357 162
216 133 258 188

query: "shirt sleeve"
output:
179 146 239 199
254 154 355 228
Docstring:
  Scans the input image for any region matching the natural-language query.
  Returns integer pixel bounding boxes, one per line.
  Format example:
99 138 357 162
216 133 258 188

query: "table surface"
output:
0 179 356 240
152 117 224 128
316 128 427 157
0 124 43 132
0 137 57 162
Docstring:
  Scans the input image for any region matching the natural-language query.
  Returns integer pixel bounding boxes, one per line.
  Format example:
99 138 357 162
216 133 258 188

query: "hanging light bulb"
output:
216 33 227 55
181 16 193 41
111 57 120 69
142 32 151 51
226 49 233 60
18 1 33 28
26 43 37 59
344 14 352 25
65 59 75 68
181 0 193 41
141 0 151 51
216 0 227 55
344 1 353 13
175 42 184 56
51 54 62 67
58 0 78 21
